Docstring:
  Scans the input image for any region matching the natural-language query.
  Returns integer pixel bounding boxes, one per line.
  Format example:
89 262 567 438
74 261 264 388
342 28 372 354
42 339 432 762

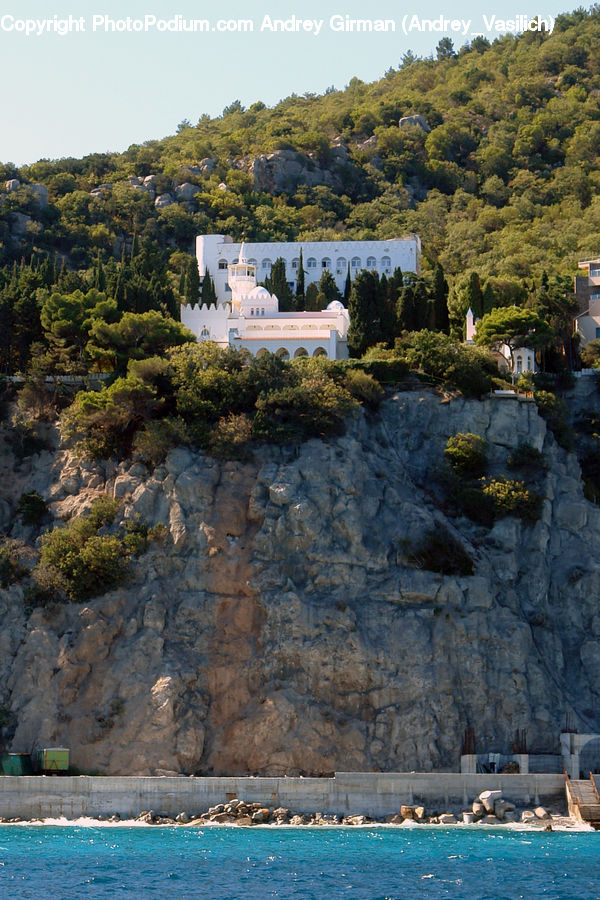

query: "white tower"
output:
227 241 258 313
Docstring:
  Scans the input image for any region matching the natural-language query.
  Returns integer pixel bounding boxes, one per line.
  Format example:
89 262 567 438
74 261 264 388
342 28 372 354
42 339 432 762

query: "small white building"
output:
181 244 350 360
466 308 537 377
196 233 421 303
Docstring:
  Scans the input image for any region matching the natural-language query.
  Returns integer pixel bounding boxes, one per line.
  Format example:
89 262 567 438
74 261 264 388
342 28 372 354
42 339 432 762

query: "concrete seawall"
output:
0 773 566 819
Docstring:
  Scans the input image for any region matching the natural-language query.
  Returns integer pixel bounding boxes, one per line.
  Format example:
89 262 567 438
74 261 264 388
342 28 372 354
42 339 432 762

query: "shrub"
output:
133 418 189 466
395 331 496 397
445 433 488 476
343 369 384 408
34 496 143 602
0 540 26 587
16 491 49 527
580 339 600 369
409 527 474 576
208 413 253 460
507 442 547 473
454 485 496 526
580 450 600 504
481 476 542 522
534 390 574 451
253 372 357 443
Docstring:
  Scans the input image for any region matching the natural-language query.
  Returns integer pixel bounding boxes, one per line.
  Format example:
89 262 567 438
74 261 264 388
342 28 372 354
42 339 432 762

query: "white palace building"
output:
180 233 421 360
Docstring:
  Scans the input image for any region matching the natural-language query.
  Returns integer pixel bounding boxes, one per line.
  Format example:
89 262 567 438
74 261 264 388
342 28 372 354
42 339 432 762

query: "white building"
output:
181 243 350 360
196 233 421 303
574 257 600 345
466 308 537 377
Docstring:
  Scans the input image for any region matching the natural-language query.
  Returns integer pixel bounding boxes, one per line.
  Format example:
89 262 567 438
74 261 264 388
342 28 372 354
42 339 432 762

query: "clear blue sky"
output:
1 1 569 165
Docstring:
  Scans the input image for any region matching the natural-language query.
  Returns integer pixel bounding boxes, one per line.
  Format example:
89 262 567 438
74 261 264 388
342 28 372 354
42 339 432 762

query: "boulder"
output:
481 814 499 825
175 183 200 201
414 806 426 821
175 812 189 824
251 807 271 824
472 801 485 817
534 806 550 820
5 178 20 192
438 813 457 825
155 193 174 208
479 789 502 812
400 805 415 820
31 184 48 208
521 810 536 823
289 815 307 825
199 158 215 173
398 114 430 132
236 816 253 826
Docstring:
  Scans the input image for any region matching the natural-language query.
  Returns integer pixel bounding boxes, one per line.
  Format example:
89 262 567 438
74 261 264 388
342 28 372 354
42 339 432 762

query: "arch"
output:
247 257 258 266
291 257 300 269
262 258 272 270
294 347 308 358
265 324 280 330
321 257 331 269
313 347 327 357
218 259 228 270
366 256 376 268
261 308 265 316
337 256 347 272
307 257 317 269
351 256 361 269
276 347 290 360
256 348 269 358
250 308 254 316
200 327 210 339
381 255 391 268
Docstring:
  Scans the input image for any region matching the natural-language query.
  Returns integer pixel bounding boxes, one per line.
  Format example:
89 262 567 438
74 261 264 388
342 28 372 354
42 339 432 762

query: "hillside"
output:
0 384 598 775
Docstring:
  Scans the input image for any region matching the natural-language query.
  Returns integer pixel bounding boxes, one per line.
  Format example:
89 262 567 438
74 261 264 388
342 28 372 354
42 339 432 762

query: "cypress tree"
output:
296 248 305 311
344 263 352 302
201 267 217 304
464 271 483 319
185 257 201 306
432 263 450 332
348 270 385 356
265 257 294 311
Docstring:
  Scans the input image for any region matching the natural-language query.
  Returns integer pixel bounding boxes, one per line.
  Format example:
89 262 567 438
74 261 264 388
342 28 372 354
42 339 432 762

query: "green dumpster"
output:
1 754 33 776
35 748 69 774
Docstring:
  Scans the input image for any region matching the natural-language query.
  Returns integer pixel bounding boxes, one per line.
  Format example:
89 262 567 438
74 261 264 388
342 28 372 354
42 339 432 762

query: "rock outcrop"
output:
0 389 599 776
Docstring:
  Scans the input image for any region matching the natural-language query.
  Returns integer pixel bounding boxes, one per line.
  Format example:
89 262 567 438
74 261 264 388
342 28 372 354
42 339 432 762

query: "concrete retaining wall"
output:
0 772 566 819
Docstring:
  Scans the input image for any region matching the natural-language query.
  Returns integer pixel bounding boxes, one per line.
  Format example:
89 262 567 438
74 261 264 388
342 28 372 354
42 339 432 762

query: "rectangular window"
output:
596 327 600 339
590 266 600 277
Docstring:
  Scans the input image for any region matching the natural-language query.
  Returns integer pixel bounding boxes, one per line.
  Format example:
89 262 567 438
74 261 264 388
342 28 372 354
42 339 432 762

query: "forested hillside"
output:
1 7 600 375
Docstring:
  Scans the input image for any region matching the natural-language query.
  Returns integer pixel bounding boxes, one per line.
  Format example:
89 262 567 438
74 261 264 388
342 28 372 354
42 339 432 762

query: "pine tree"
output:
296 248 305 311
317 270 342 305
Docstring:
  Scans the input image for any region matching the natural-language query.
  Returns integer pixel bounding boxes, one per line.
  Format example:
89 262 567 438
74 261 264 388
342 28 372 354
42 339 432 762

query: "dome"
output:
326 300 345 310
247 286 272 300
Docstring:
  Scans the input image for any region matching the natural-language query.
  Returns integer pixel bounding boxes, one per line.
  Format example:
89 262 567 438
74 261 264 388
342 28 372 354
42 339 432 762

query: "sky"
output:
1 0 570 165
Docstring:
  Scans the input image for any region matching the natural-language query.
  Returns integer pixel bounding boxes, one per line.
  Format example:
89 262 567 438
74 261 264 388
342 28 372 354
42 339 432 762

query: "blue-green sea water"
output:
0 825 599 899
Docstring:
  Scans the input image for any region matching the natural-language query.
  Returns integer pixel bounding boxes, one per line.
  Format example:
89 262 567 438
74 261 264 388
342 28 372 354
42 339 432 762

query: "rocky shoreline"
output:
0 790 579 830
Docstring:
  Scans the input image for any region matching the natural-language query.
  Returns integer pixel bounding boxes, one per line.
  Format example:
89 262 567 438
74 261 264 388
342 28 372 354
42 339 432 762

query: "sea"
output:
0 822 599 899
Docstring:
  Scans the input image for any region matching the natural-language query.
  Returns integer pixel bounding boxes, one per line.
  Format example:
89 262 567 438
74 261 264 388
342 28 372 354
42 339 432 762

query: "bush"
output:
33 496 154 602
395 331 496 397
0 540 26 587
16 491 49 527
409 526 474 576
343 369 384 408
132 418 189 466
208 413 253 460
534 390 574 451
507 442 547 473
253 372 357 443
454 485 496 526
445 433 488 476
481 476 542 522
580 339 600 369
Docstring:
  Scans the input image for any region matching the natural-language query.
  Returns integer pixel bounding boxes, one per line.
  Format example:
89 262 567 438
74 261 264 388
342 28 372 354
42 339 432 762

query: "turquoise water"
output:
0 825 599 899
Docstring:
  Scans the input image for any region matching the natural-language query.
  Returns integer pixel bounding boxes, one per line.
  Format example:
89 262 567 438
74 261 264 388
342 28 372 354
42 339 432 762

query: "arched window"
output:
200 327 210 339
381 256 391 268
291 257 300 269
337 256 347 273
516 357 523 374
322 257 331 269
250 308 254 316
262 258 272 270
313 347 327 357
366 256 376 268
261 308 265 316
218 259 228 270
276 347 290 360
351 256 361 269
256 348 269 358
307 257 317 269
294 347 308 358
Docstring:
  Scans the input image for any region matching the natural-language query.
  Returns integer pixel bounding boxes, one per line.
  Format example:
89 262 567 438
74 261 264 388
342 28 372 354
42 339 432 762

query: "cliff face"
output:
1 388 599 776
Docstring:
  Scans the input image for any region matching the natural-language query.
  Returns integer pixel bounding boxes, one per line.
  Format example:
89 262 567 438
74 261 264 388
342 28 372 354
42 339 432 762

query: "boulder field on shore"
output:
0 386 599 776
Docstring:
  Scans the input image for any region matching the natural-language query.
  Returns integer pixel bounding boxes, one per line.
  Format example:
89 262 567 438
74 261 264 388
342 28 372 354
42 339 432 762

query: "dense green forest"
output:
1 7 600 376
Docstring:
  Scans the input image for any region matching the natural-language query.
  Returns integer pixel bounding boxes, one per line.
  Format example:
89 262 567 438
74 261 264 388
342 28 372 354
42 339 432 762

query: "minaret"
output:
227 241 257 313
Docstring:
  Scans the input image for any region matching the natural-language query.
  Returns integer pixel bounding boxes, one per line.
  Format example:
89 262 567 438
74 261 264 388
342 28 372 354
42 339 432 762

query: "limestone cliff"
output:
0 387 599 776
